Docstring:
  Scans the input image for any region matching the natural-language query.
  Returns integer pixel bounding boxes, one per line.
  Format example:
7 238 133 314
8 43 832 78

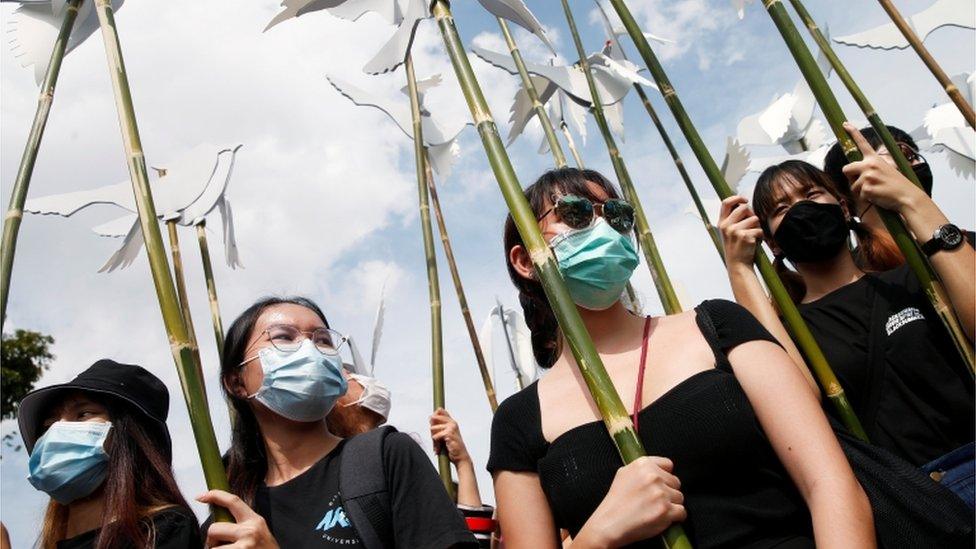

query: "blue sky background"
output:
1 1 973 546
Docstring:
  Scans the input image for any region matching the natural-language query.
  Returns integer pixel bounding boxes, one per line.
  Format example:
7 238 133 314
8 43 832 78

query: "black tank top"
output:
487 300 814 548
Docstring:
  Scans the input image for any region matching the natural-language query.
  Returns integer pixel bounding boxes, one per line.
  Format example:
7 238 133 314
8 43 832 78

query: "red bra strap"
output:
632 315 653 431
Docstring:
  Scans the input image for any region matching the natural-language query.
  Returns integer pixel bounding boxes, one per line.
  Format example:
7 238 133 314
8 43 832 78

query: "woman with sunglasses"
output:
199 296 477 548
719 125 974 506
489 168 873 548
822 124 974 271
18 359 200 549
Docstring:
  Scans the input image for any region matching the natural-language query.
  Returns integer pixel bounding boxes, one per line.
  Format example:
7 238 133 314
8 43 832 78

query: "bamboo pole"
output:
431 3 689 546
561 0 682 315
92 0 231 521
874 0 975 129
166 222 200 347
424 150 499 413
633 85 725 263
404 54 453 498
196 222 225 363
498 18 568 168
561 120 587 168
589 0 724 263
1 0 84 329
608 0 867 442
765 0 975 373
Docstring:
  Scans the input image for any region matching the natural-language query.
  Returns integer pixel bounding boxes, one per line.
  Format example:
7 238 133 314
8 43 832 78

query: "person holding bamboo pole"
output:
488 167 872 548
199 296 476 548
719 130 974 504
17 359 201 548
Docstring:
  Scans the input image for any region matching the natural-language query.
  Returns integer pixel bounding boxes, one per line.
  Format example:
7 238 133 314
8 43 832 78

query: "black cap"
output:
17 359 172 461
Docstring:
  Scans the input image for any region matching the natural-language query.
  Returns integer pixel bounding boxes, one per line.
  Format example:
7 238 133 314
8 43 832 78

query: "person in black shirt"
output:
198 296 476 548
719 124 975 506
490 167 873 548
17 359 201 549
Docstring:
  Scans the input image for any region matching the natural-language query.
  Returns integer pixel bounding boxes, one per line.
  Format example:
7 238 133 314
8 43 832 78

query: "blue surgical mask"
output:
552 217 639 310
248 339 347 422
28 420 112 504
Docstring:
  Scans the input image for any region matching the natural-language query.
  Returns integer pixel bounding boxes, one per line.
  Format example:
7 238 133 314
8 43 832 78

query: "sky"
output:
1 0 973 546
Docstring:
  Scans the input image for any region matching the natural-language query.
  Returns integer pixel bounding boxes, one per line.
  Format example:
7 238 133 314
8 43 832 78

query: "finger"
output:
659 470 681 491
744 229 765 243
668 503 688 523
197 490 256 522
844 122 874 158
205 523 240 546
648 456 674 472
719 195 747 221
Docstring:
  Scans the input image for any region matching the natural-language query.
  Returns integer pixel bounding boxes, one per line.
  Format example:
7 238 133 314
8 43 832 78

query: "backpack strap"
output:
339 425 397 549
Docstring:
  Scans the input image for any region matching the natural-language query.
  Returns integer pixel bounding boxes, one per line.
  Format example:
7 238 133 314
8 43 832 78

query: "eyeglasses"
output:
878 142 926 165
244 324 348 360
537 194 636 234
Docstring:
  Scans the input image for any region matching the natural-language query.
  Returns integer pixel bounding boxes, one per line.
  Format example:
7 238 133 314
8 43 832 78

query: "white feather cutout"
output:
834 0 975 51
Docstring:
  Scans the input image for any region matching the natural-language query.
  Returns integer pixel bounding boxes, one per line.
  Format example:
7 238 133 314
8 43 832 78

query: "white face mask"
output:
343 374 392 422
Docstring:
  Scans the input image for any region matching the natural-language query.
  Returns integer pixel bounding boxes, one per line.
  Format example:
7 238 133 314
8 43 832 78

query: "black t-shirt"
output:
253 435 476 548
57 507 201 549
798 265 975 466
488 300 814 549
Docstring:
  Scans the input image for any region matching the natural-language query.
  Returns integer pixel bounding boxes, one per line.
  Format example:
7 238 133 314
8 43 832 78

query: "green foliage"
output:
1 329 54 420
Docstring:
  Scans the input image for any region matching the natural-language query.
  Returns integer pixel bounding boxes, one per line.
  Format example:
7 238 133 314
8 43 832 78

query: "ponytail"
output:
851 218 904 271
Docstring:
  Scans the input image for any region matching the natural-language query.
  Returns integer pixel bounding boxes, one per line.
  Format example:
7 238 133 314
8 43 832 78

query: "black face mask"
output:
773 201 850 264
913 162 933 196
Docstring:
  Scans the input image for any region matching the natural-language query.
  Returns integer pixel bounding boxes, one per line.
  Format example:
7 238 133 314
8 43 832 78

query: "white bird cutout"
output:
346 276 388 376
478 298 538 390
913 72 976 180
736 26 834 154
834 0 975 51
683 137 752 224
326 73 469 179
3 0 125 85
265 0 554 74
24 144 244 272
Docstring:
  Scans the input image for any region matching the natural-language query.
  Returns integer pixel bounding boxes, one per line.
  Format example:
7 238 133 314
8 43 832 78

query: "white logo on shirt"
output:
885 307 925 336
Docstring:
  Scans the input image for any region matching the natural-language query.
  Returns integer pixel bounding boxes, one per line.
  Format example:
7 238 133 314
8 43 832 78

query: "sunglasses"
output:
538 194 636 234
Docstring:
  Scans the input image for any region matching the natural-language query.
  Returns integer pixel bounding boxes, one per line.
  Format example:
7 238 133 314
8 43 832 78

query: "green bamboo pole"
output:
1 0 84 329
498 18 568 168
633 85 725 263
432 3 689 546
561 0 682 315
766 0 975 372
166 223 199 344
874 0 975 129
93 0 231 522
196 222 225 363
608 0 867 442
404 55 453 498
424 150 499 413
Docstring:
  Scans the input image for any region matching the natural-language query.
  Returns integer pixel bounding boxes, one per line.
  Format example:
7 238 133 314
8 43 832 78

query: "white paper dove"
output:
736 26 834 154
327 74 469 179
914 72 976 180
684 138 752 224
4 0 125 85
475 0 555 54
834 0 975 51
24 144 244 272
264 0 427 75
479 299 538 390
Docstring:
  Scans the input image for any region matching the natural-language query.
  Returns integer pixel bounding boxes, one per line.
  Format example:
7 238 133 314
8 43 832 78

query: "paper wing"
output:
24 180 135 217
476 0 555 54
218 197 244 269
264 0 348 31
834 0 975 50
326 74 413 139
720 137 750 190
97 218 142 273
361 0 427 75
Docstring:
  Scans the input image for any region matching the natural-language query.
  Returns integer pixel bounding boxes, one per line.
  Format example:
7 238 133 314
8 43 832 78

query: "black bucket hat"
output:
17 359 172 461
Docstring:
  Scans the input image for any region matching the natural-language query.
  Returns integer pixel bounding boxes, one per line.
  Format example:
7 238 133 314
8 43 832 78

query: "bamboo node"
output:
606 415 634 434
529 247 555 266
945 84 959 94
762 0 781 7
5 209 23 221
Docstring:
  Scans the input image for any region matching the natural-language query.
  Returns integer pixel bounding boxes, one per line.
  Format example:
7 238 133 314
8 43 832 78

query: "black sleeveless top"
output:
487 300 814 548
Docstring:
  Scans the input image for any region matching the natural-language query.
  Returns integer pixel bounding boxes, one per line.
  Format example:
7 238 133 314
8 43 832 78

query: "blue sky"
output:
1 1 973 546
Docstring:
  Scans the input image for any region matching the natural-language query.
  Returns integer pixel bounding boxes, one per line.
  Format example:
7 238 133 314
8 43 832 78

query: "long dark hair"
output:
220 296 331 505
503 167 624 369
39 399 191 549
822 125 913 270
752 160 887 302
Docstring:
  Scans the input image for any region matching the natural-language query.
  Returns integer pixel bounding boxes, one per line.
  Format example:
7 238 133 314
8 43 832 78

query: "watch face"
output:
941 225 963 248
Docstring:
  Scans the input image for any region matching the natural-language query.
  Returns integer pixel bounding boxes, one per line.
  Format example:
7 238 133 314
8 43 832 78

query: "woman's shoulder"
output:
692 299 780 352
487 382 545 474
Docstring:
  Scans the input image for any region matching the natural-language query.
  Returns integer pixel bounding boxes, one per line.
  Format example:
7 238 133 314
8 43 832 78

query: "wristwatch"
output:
921 223 964 256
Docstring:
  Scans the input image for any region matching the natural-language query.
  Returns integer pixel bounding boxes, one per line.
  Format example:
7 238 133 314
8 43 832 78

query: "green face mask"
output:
552 217 639 310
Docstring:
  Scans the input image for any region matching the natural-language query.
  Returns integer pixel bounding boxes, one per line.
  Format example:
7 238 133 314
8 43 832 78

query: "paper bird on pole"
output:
3 0 124 85
24 144 244 272
834 0 975 51
911 72 976 180
327 74 469 178
684 138 751 223
478 298 538 391
475 0 555 54
736 26 834 154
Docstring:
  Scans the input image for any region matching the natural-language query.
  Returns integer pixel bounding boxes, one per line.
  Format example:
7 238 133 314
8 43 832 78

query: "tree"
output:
1 329 54 420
